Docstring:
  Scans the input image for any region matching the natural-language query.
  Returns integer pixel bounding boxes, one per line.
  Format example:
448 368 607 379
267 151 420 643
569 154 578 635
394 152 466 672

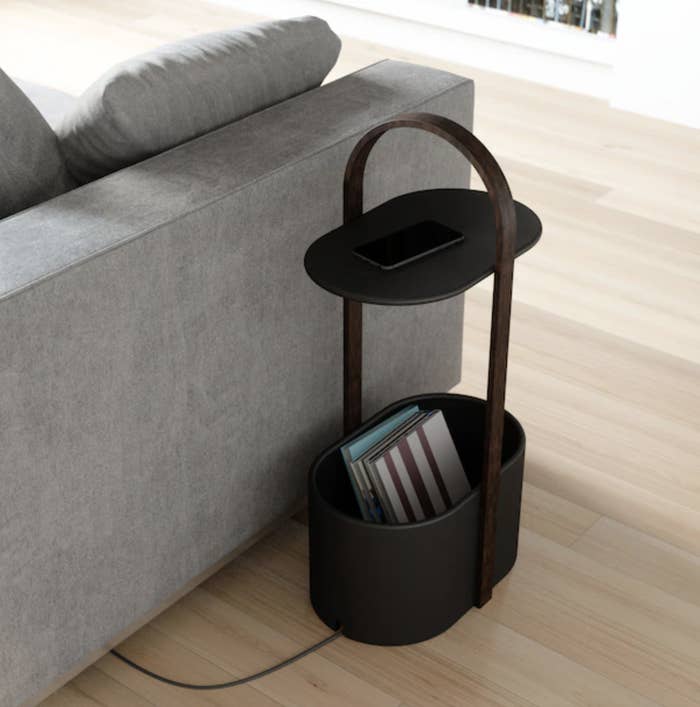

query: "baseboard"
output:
21 498 307 707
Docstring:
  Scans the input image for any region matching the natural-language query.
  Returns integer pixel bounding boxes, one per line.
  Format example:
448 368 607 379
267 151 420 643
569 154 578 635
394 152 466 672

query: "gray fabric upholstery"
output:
0 69 74 220
0 59 474 707
56 16 341 184
12 79 77 130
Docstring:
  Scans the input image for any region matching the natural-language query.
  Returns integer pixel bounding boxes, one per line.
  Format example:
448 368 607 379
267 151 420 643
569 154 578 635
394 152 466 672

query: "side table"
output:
304 113 541 645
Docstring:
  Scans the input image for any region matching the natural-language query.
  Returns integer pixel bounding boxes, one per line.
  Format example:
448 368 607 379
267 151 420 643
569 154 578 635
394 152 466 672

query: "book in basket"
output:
339 405 419 521
365 410 470 523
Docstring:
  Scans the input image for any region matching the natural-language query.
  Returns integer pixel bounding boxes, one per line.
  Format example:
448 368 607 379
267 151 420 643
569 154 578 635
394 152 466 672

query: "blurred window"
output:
467 0 618 35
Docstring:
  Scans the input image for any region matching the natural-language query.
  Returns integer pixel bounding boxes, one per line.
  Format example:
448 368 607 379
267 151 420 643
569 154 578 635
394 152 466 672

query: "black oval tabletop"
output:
304 189 542 306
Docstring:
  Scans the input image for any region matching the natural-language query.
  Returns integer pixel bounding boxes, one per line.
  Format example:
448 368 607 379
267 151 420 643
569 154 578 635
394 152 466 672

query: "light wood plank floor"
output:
2 1 698 705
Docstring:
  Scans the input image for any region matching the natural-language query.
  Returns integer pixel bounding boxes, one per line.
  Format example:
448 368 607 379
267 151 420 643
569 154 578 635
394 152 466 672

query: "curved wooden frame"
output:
342 112 517 606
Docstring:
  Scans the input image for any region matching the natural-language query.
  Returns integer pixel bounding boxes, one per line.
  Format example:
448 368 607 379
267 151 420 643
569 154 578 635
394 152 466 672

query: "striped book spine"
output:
371 410 470 523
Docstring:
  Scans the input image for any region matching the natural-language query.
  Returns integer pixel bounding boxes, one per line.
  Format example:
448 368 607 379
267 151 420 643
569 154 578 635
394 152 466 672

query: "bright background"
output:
215 0 700 128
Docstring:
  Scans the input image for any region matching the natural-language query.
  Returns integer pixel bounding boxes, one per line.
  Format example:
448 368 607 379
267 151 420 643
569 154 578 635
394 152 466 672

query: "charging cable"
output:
110 628 342 690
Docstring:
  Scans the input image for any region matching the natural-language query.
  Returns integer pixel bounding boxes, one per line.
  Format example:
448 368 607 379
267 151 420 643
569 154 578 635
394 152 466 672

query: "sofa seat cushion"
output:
0 69 75 220
56 16 341 184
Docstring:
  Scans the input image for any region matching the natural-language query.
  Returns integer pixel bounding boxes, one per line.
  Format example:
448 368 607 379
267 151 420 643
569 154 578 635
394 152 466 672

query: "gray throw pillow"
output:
57 16 341 184
0 69 74 220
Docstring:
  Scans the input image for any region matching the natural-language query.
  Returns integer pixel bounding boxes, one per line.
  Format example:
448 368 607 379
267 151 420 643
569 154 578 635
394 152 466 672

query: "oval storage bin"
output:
308 392 525 646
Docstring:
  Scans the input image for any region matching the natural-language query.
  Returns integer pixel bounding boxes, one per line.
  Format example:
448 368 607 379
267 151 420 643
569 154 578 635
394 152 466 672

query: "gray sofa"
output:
0 59 473 707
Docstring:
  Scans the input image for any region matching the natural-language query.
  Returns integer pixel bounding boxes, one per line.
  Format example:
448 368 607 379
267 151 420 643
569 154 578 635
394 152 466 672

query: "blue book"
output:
340 405 419 521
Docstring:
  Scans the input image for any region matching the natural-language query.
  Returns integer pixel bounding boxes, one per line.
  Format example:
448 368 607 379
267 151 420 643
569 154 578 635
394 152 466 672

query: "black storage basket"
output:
309 392 525 646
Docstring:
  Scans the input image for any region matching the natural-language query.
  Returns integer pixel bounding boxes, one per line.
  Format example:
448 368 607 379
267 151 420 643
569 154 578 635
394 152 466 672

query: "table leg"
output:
343 298 362 434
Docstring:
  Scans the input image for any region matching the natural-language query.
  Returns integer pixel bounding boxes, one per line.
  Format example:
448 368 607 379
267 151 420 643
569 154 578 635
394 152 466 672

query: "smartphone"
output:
353 220 464 270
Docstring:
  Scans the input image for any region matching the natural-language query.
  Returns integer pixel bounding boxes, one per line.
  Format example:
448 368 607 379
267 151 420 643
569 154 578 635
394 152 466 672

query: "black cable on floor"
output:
110 628 342 691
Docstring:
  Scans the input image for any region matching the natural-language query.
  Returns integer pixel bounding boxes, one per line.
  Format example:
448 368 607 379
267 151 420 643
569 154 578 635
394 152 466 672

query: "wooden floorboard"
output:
1 1 697 705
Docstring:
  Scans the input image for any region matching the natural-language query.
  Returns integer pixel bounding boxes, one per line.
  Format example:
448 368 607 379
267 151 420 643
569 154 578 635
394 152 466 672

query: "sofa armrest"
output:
0 60 472 300
0 59 474 707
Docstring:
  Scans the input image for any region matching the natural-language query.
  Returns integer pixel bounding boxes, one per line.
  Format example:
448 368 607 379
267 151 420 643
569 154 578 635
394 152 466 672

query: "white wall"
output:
611 0 700 129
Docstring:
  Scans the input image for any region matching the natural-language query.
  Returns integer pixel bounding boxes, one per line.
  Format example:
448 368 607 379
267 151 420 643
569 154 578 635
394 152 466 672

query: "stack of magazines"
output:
341 405 470 524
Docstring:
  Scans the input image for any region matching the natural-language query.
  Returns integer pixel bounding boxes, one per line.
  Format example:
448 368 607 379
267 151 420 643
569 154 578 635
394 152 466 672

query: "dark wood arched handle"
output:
343 113 516 606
